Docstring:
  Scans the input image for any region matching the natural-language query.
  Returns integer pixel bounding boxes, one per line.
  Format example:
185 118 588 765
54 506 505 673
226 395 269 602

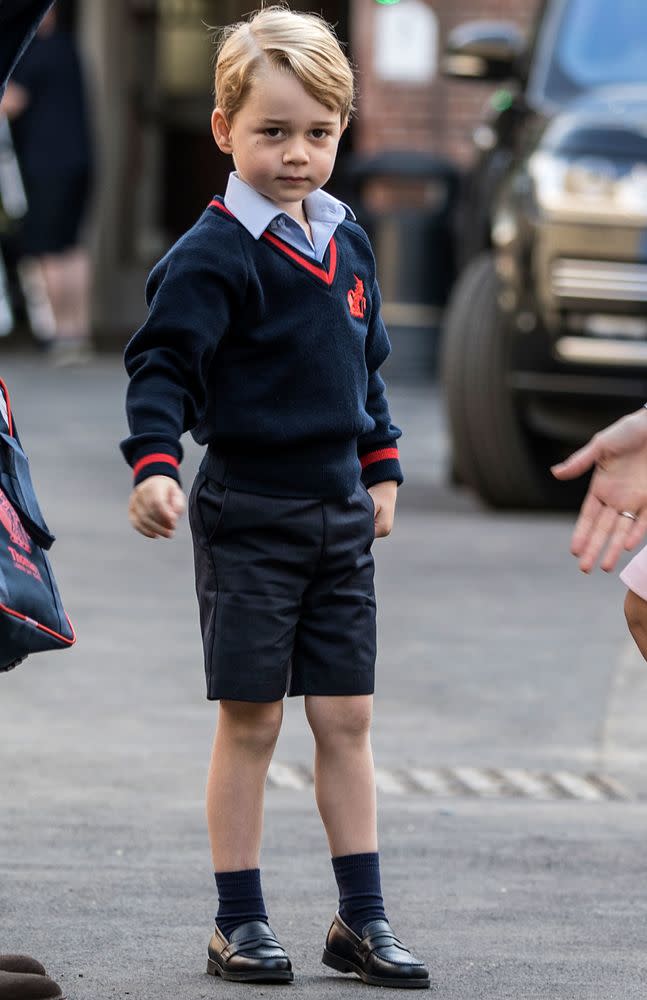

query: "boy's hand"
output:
367 480 398 538
128 475 186 539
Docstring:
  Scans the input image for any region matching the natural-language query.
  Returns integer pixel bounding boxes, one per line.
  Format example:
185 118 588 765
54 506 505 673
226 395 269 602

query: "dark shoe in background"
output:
207 920 294 983
322 912 430 989
0 958 46 976
0 969 64 999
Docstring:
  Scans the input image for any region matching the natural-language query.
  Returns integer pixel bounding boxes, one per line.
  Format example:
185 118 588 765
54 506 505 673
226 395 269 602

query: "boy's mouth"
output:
279 176 307 183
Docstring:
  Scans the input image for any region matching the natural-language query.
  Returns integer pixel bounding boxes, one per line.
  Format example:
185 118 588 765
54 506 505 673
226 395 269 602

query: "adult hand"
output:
367 480 398 538
0 80 29 117
551 407 647 572
128 475 186 539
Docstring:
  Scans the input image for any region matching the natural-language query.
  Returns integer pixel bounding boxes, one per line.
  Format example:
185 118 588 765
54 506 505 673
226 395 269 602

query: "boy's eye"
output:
264 128 283 138
311 129 329 140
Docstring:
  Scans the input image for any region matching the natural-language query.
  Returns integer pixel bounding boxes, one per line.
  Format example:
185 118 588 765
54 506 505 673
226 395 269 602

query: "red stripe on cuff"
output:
360 447 399 469
133 453 179 478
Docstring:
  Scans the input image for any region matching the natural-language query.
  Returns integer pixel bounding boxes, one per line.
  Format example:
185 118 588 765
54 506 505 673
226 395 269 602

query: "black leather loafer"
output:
322 912 430 989
207 920 294 983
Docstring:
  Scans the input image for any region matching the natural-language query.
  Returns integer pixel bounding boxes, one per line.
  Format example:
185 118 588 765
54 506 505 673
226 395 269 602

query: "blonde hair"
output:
214 5 355 124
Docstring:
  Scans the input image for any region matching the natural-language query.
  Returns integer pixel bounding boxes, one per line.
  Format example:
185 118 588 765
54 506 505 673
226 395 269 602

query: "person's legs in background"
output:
39 245 92 362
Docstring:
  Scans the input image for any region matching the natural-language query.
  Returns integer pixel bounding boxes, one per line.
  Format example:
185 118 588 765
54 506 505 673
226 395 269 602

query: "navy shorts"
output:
188 473 377 702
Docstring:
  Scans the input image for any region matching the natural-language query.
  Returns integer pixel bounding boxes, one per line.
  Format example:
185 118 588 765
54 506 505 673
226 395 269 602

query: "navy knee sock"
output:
331 852 387 937
215 868 268 939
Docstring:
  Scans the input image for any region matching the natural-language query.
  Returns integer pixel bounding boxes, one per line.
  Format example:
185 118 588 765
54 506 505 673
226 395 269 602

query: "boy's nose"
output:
283 143 308 164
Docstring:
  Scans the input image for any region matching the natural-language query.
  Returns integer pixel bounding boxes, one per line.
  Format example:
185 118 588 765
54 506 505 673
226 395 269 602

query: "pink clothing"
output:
620 544 647 600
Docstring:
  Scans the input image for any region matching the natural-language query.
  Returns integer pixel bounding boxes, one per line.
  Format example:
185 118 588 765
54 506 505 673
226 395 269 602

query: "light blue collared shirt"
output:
223 172 354 263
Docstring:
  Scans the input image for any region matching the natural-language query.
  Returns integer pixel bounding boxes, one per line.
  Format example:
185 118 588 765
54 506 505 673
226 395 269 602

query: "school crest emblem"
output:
347 275 367 319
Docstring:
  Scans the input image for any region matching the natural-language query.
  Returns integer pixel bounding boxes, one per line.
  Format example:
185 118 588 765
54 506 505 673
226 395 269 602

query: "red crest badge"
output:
347 274 367 319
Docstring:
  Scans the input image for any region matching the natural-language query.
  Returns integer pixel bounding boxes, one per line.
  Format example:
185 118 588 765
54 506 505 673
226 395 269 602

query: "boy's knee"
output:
307 696 372 746
219 699 283 754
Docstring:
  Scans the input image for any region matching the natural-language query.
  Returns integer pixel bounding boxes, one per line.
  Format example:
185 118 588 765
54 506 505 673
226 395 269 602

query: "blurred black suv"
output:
440 0 647 507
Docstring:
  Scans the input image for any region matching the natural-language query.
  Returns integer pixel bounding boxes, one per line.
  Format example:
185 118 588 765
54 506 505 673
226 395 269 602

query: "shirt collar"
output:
223 172 354 240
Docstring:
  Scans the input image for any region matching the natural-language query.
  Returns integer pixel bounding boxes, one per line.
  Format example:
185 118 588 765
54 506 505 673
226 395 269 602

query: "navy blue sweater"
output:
121 198 402 499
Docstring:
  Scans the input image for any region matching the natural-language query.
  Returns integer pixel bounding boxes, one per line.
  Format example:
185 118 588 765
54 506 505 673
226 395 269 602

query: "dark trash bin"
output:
341 150 458 379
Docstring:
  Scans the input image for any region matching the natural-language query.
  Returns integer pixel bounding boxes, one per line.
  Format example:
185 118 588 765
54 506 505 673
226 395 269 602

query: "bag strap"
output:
0 377 13 436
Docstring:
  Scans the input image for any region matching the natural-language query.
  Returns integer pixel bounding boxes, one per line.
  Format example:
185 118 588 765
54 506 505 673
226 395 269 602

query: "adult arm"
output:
551 406 647 572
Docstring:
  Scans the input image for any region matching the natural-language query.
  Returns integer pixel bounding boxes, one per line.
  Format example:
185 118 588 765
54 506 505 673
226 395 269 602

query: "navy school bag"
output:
0 377 75 671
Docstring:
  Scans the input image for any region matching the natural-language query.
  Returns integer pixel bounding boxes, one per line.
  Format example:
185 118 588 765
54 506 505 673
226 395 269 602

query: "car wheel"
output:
440 252 585 509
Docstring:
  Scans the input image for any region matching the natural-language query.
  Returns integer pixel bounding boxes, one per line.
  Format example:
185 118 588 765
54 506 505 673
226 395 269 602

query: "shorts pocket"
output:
189 474 230 549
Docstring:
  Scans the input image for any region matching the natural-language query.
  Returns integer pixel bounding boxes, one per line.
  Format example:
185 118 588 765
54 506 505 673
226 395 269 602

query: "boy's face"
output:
212 65 345 219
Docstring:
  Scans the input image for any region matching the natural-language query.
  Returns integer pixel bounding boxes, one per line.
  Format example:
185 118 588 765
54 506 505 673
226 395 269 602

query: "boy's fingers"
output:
146 524 174 538
133 513 162 536
151 508 177 530
128 512 157 538
129 500 176 537
135 493 180 530
136 526 158 539
373 512 393 538
169 487 186 515
143 510 176 536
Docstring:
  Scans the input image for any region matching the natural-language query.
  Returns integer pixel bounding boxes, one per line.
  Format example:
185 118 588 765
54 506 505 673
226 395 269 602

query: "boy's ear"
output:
211 108 233 154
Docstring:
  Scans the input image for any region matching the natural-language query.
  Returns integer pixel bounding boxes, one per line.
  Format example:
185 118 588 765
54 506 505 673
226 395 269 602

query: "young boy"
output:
121 5 429 989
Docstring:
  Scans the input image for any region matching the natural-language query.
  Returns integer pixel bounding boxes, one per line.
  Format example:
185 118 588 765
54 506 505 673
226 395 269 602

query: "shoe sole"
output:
322 948 430 989
207 957 294 983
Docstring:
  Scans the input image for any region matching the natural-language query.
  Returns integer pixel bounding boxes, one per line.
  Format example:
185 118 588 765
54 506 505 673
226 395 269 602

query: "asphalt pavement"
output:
1 354 647 999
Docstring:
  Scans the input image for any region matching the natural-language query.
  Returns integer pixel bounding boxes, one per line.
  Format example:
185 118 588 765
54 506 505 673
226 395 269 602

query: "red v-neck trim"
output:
263 230 337 286
209 198 338 287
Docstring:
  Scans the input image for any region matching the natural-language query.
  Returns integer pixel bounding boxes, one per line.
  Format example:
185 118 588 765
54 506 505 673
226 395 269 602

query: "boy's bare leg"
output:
305 694 377 855
206 698 283 871
625 590 647 661
307 695 429 985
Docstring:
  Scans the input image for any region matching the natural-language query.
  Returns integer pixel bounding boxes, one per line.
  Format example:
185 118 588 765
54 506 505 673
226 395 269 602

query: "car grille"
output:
551 259 647 303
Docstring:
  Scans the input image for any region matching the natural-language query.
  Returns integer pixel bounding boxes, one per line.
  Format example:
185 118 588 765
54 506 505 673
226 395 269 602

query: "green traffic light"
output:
375 0 401 5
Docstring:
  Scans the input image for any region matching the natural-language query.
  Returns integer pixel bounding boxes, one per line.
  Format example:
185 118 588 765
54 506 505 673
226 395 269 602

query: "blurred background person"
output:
0 2 93 364
0 1 75 991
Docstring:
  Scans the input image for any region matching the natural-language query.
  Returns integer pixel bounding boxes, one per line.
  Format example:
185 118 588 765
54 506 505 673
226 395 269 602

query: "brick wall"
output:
351 0 540 168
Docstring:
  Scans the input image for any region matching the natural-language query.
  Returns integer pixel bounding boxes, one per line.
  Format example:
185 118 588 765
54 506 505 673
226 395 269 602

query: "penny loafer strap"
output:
360 931 411 958
222 934 285 961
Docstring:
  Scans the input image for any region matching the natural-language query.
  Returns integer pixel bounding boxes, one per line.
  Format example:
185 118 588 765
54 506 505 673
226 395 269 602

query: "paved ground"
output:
1 354 647 998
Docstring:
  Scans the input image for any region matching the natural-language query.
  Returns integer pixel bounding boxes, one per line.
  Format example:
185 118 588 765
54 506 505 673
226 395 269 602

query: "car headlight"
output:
528 151 647 222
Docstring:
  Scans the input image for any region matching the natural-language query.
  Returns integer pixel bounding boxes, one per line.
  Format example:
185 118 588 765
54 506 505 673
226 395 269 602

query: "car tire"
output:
440 252 585 509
